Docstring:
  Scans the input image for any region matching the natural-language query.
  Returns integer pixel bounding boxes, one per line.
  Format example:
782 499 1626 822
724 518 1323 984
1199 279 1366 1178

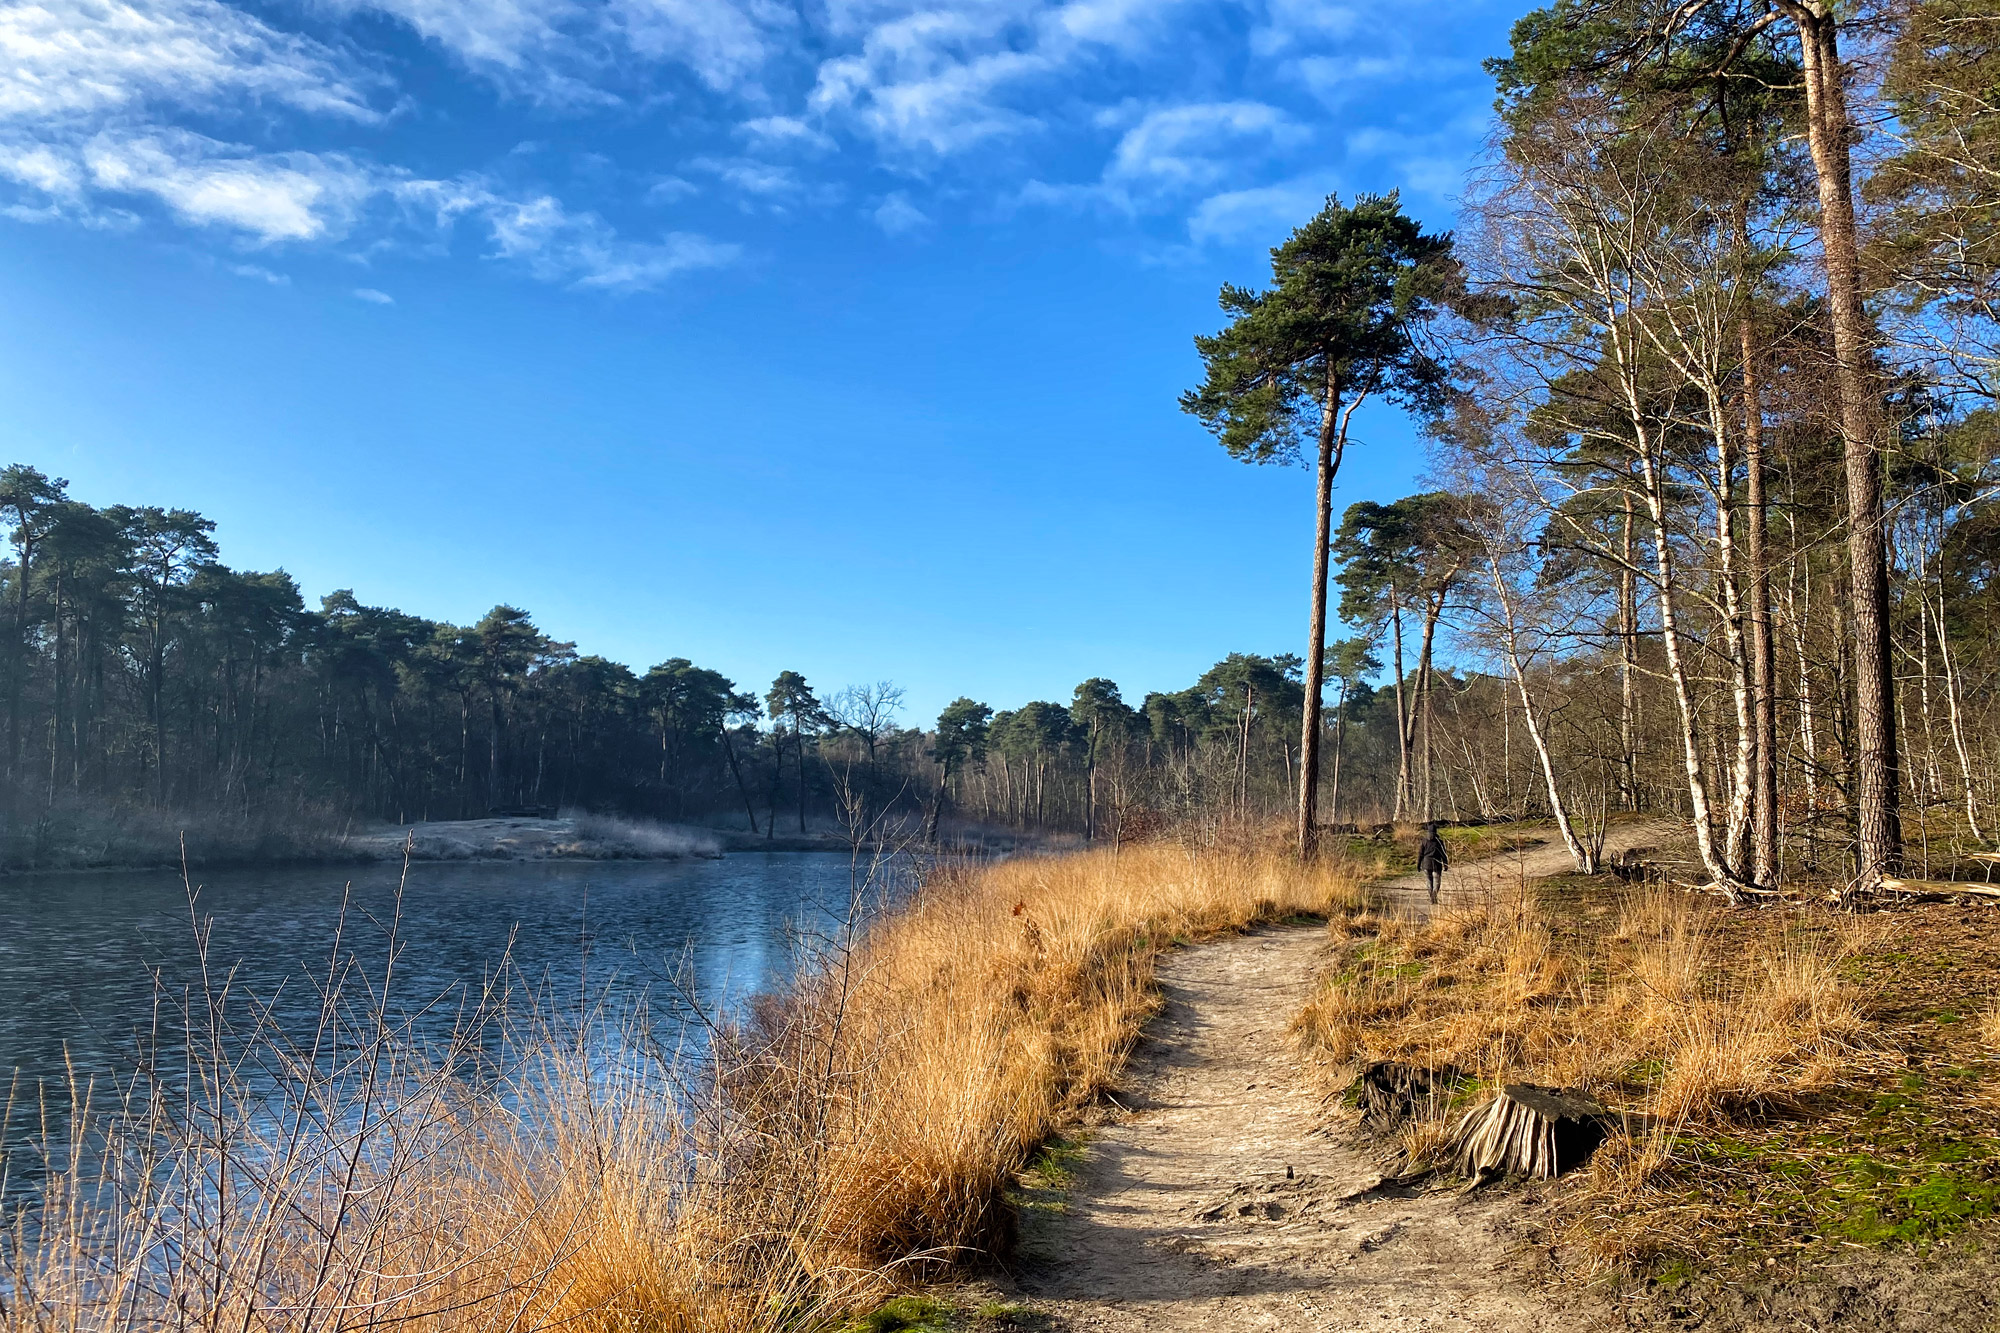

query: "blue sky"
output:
0 0 1518 725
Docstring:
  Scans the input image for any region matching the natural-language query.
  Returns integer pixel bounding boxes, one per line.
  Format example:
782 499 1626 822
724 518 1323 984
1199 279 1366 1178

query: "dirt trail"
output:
1372 818 1682 921
1004 822 1681 1332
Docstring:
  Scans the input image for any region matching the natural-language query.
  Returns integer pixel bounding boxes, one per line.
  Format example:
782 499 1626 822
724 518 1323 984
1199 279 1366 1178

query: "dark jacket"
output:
1416 833 1448 872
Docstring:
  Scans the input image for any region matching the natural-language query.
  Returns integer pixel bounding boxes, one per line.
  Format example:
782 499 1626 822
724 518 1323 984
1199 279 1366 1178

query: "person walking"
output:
1417 822 1449 905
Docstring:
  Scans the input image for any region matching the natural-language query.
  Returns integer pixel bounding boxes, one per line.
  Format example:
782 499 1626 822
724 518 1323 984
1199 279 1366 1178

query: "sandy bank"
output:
341 813 723 863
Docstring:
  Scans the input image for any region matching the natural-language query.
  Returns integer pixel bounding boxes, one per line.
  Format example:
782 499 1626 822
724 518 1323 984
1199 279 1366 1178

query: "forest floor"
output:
937 824 1677 1333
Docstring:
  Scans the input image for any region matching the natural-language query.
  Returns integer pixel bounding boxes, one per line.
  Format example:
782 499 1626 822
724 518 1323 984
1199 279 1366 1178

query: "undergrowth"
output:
1295 875 2000 1271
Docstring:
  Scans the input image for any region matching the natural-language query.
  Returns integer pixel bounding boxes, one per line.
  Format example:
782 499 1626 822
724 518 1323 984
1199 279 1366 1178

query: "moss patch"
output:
845 1296 956 1333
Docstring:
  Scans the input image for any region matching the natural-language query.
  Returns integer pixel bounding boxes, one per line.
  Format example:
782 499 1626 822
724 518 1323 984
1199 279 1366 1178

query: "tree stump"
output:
1348 1061 1466 1131
1451 1084 1610 1179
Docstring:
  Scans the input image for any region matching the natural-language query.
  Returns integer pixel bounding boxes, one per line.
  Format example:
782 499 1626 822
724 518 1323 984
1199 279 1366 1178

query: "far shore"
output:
0 810 1068 877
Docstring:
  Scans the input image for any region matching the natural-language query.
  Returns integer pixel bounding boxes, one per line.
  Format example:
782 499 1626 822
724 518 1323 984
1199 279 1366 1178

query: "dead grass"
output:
1293 875 1944 1268
1303 877 2000 1276
1 828 1362 1331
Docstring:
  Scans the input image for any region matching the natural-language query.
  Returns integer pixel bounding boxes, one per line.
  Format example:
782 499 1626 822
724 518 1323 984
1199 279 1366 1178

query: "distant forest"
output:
22 0 2000 882
0 467 1430 858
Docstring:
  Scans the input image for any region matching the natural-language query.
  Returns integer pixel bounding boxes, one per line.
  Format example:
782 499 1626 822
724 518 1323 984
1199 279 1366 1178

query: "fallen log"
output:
1877 877 2000 902
1452 1084 1611 1180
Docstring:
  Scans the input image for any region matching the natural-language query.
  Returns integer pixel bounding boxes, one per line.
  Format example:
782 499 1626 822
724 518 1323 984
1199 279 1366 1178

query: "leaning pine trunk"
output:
1602 289 1748 898
1935 583 1987 843
1700 376 1757 876
1631 416 1746 898
1485 553 1597 874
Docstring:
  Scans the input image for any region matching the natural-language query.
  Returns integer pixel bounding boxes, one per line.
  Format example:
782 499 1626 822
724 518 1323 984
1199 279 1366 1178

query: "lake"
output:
0 852 889 1098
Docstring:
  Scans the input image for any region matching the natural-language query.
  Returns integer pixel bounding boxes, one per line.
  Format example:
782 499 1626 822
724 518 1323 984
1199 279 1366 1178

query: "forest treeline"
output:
1176 0 2000 894
17 0 2000 887
0 471 1415 858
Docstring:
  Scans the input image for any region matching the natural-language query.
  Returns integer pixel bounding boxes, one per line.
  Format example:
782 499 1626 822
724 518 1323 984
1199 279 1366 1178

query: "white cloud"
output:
0 141 84 199
335 0 588 97
0 0 383 123
482 193 739 289
808 0 1195 156
228 261 287 283
1107 101 1305 190
612 0 788 91
0 0 394 243
354 286 394 302
738 114 835 153
645 174 698 203
689 154 800 197
0 120 737 291
1249 0 1361 57
1187 175 1336 246
336 0 787 100
872 190 925 234
80 131 374 240
0 0 1490 288
1291 51 1468 107
1016 100 1307 226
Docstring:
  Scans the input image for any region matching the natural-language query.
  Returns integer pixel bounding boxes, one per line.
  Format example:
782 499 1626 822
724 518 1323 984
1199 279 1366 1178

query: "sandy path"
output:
1371 819 1683 921
1004 822 1681 1332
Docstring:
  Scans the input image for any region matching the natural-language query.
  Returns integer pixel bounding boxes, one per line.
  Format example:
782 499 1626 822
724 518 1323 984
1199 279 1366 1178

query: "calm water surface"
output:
0 852 878 1093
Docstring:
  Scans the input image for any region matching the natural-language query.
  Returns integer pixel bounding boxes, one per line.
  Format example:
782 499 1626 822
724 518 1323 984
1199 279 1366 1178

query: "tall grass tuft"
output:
2 831 1360 1331
1294 879 1885 1265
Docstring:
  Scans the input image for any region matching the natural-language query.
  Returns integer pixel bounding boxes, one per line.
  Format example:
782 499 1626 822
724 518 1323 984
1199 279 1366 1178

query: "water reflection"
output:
0 852 881 1094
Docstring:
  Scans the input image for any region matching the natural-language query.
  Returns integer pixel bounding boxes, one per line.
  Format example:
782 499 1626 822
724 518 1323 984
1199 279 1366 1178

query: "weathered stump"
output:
1348 1061 1466 1131
1452 1084 1609 1179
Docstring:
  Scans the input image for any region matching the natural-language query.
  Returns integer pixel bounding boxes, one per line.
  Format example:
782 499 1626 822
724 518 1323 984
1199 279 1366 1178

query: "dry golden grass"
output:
1294 878 1886 1264
2 831 1361 1332
1299 880 1872 1125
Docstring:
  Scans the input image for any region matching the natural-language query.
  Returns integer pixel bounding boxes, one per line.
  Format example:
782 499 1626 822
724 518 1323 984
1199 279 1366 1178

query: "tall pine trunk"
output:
1389 589 1409 819
1618 494 1640 811
1296 370 1341 858
1780 0 1901 884
1742 317 1779 884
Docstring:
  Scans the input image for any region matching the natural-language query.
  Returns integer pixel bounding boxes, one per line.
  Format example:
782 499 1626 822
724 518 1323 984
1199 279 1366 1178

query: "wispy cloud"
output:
0 0 1499 286
0 0 386 124
481 193 739 289
1187 174 1338 246
1017 100 1310 229
872 190 926 234
1106 102 1307 191
80 132 375 241
689 155 800 198
0 0 739 291
808 0 1196 156
737 115 835 154
354 286 394 303
332 0 789 101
